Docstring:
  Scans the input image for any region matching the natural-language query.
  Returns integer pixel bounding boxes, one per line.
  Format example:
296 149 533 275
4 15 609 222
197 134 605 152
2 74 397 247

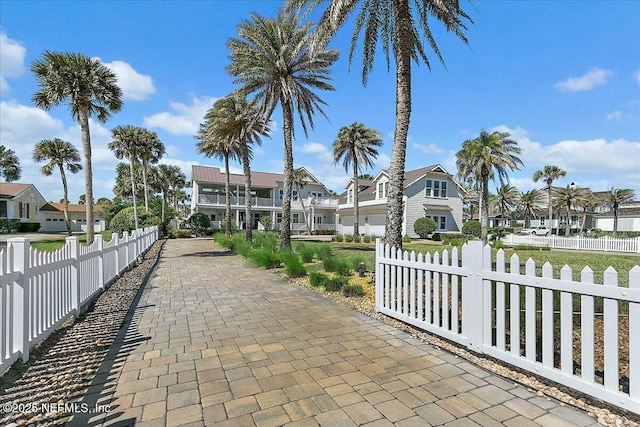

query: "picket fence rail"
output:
375 238 640 414
0 227 158 373
505 233 640 253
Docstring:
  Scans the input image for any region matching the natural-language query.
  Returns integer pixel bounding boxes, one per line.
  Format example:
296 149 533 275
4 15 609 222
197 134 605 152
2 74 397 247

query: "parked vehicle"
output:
520 226 550 236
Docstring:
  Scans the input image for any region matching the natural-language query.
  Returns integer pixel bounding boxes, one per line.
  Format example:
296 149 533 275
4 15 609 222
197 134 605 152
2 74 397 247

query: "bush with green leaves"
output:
309 272 330 287
342 283 364 297
110 207 160 234
333 234 344 242
322 258 351 276
402 234 411 243
0 218 19 234
17 222 41 232
431 232 442 241
325 275 348 292
280 251 306 277
352 234 361 243
362 235 371 243
189 212 211 236
249 247 281 269
462 220 481 238
169 229 191 238
344 234 354 243
259 214 272 231
315 243 332 261
220 217 238 233
414 217 436 238
294 243 315 263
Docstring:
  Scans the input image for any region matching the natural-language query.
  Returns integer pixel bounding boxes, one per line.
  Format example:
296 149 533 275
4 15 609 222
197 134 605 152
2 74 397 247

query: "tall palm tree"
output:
157 164 187 233
292 167 313 235
288 0 472 249
604 188 635 233
32 51 123 244
490 184 519 229
109 125 142 229
32 138 82 235
554 185 589 236
196 102 242 236
532 165 566 235
332 123 382 236
0 145 21 182
138 129 165 211
517 189 545 228
456 130 523 242
114 162 145 200
227 10 339 249
202 95 271 241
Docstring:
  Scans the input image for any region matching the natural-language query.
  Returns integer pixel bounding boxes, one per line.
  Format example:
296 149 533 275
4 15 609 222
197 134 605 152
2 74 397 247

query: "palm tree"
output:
157 164 187 234
196 102 243 236
554 185 589 236
532 165 566 235
32 51 123 244
227 10 339 249
109 125 142 229
517 189 545 228
114 162 145 200
138 129 165 211
0 145 21 182
201 95 271 241
288 0 472 249
456 130 523 242
332 123 382 237
32 138 82 235
604 188 635 233
490 184 519 229
292 167 314 235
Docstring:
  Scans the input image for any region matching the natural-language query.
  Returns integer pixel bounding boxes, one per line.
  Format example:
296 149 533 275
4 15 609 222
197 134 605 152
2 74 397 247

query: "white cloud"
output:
634 70 640 85
606 110 622 122
100 59 155 101
300 142 329 154
412 142 444 155
0 32 26 95
144 96 216 135
554 68 612 92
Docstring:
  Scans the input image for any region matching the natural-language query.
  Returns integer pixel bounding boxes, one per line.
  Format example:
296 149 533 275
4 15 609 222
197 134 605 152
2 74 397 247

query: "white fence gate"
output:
0 227 158 373
375 239 640 414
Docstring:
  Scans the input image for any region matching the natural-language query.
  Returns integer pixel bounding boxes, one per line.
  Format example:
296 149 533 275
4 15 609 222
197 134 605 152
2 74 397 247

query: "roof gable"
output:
0 183 33 198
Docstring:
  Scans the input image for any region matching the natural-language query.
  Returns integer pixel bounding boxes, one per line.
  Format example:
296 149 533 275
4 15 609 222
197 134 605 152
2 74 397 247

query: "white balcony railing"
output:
198 194 337 208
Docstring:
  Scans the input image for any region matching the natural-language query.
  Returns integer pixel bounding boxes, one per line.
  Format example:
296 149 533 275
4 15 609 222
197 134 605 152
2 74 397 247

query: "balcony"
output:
198 194 338 209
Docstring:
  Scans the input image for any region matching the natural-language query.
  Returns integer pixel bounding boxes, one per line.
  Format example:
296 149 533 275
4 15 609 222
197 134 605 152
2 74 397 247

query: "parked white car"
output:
520 226 550 236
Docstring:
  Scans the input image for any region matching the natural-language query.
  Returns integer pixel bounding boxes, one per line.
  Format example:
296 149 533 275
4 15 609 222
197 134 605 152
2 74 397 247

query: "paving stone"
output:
252 406 291 427
166 404 203 427
283 398 322 421
504 415 540 427
549 406 597 426
375 400 415 422
315 408 359 427
343 401 383 424
225 396 260 418
504 397 547 419
470 384 515 405
414 402 456 425
444 417 483 427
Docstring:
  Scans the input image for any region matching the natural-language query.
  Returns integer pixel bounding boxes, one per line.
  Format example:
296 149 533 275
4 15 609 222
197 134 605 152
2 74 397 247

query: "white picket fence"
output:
505 233 640 253
375 238 640 414
0 227 158 373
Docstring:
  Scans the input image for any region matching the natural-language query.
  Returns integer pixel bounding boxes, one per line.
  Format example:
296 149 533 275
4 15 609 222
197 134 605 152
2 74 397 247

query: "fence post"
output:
637 236 640 254
112 233 120 275
8 238 30 362
67 236 80 317
629 266 640 402
96 235 104 290
375 238 382 310
462 240 484 353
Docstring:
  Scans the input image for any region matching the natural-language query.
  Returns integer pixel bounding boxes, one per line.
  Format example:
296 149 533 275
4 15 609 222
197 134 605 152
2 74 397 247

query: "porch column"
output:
311 206 315 232
272 211 276 231
235 209 240 229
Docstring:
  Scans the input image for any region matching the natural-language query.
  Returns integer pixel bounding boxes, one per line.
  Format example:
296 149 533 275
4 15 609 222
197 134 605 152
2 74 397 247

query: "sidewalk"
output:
70 238 600 427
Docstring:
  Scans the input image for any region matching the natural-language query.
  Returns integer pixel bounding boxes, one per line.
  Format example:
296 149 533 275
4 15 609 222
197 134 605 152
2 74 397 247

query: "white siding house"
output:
336 165 465 237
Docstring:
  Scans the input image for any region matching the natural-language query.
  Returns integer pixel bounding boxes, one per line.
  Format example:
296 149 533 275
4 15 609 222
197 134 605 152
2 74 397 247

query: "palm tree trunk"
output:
481 174 490 242
565 203 571 236
225 154 231 236
59 164 72 236
353 160 359 237
385 2 412 249
79 108 95 244
142 158 149 211
161 188 167 235
613 205 618 234
279 98 294 250
547 185 553 234
129 160 139 229
241 147 253 241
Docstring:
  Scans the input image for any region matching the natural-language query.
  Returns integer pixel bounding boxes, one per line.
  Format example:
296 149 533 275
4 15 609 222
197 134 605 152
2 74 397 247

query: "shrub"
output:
189 212 211 236
402 234 411 243
322 258 351 276
235 241 253 257
362 235 371 243
325 276 348 292
0 218 20 233
281 252 306 277
252 232 279 251
344 234 354 243
334 234 344 242
169 229 191 238
110 207 160 234
315 243 332 261
17 222 41 232
352 234 361 243
219 217 238 233
431 232 442 241
414 217 436 238
295 243 315 263
462 220 481 238
309 272 330 287
259 214 272 231
342 283 364 297
250 247 281 269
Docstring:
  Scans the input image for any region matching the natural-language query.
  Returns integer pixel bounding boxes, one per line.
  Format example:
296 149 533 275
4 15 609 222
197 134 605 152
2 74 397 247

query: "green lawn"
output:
30 231 115 252
295 240 639 287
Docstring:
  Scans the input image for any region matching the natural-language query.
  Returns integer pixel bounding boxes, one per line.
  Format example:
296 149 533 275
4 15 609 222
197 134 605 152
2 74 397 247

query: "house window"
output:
279 189 284 200
314 216 322 224
276 213 282 223
292 213 299 223
427 215 447 231
210 214 216 221
377 181 388 199
426 179 447 198
0 201 6 217
19 202 30 218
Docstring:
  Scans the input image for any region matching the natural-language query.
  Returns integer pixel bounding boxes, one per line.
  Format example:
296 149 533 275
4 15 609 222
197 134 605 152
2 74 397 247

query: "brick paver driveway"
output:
70 238 598 427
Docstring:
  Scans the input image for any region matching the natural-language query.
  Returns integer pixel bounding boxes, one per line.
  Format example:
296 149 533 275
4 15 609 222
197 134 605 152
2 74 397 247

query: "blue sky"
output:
1 0 639 203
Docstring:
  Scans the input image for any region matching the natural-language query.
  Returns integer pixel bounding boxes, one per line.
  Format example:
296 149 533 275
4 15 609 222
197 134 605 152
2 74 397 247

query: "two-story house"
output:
190 165 338 233
336 165 465 237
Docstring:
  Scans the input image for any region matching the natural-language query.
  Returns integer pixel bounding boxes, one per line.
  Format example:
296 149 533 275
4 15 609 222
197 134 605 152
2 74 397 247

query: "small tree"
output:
414 217 436 238
260 214 272 231
462 220 482 238
189 212 211 236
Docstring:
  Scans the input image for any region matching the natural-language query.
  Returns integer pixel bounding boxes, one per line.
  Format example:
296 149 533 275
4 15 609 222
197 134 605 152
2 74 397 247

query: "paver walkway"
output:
69 238 599 427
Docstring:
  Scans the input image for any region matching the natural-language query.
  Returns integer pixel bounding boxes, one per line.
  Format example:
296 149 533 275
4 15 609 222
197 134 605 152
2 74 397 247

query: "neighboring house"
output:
0 183 46 223
336 165 465 237
190 165 338 233
39 202 106 232
593 201 640 232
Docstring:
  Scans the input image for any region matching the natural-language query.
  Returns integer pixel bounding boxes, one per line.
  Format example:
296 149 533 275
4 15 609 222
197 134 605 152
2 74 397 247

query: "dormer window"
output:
377 181 389 199
347 188 354 203
425 179 447 198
